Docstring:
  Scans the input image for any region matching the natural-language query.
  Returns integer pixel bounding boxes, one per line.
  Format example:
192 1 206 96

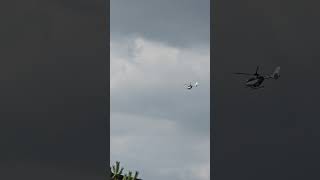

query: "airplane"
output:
234 66 280 89
184 82 198 90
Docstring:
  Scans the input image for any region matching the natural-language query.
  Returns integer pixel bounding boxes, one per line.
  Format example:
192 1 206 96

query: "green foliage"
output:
111 161 124 180
110 161 140 180
122 171 139 180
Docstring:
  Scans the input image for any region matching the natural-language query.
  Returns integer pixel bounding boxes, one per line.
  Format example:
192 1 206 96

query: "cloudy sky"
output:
110 1 210 180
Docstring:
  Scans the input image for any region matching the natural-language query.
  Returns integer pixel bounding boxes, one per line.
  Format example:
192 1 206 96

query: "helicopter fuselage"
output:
234 66 280 89
245 76 264 88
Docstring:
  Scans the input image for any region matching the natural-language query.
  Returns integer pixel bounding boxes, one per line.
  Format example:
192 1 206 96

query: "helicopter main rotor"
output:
234 66 261 77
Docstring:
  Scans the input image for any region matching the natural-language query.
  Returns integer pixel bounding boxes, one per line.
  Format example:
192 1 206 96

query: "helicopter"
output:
184 82 199 90
234 66 280 89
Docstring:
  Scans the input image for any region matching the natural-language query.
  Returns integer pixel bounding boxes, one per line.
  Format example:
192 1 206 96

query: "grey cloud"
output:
111 37 210 135
111 86 210 135
111 116 210 180
110 37 210 180
110 1 210 180
111 0 210 47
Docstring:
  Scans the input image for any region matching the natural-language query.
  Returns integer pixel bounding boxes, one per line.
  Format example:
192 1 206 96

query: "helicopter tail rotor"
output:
271 66 280 79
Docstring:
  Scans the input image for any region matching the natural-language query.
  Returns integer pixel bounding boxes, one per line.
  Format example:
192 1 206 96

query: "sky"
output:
110 1 210 180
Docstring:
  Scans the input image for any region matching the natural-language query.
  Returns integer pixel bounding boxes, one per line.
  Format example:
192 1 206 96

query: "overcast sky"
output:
110 1 210 180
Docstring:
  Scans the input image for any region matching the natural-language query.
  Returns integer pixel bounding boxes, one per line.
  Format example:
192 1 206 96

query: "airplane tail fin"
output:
271 66 280 79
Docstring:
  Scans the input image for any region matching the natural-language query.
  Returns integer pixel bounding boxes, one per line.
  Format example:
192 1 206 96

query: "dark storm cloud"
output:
213 0 320 179
0 0 107 179
111 0 210 47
